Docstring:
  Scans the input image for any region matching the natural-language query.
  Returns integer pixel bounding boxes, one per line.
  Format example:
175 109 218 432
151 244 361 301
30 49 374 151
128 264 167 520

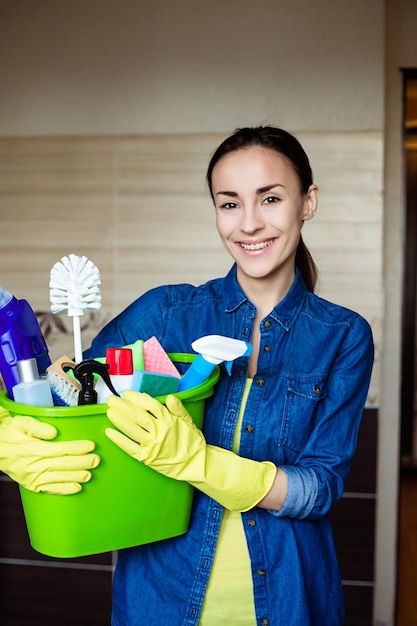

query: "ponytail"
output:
295 235 318 292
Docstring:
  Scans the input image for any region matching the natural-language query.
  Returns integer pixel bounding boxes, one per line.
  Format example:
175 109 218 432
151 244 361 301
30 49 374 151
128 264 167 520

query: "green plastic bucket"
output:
0 353 219 558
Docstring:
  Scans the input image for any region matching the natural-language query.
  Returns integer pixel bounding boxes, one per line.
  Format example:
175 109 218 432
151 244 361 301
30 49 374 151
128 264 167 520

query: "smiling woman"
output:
212 144 318 306
208 127 319 294
0 126 374 626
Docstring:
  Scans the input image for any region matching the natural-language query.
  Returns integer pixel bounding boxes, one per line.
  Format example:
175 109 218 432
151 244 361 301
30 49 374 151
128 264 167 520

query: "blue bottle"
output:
0 285 51 400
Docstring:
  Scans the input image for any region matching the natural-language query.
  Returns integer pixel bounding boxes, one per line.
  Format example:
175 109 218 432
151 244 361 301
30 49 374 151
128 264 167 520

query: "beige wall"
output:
0 0 383 135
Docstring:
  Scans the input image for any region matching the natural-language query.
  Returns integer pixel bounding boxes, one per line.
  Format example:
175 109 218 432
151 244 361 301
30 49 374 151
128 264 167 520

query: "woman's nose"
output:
241 206 264 233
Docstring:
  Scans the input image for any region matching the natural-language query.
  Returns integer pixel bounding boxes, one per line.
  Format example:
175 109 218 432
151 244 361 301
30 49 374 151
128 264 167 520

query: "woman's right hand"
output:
0 409 100 494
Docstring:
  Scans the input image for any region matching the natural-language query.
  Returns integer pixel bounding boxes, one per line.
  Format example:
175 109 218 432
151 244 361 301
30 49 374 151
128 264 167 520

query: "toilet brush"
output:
49 254 102 364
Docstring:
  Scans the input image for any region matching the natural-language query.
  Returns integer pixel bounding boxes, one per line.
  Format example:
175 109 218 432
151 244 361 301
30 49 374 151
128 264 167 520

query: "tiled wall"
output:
0 132 381 624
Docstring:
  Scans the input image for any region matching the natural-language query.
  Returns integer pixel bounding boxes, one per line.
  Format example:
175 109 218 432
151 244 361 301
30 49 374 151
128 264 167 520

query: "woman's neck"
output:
237 267 295 316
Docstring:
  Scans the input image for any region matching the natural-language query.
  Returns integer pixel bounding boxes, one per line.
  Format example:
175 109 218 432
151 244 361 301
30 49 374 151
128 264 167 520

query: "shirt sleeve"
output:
269 314 374 520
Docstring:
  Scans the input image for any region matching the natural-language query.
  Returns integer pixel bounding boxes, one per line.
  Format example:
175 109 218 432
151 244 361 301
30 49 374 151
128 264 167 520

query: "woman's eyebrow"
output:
215 183 285 197
215 190 238 197
256 183 285 193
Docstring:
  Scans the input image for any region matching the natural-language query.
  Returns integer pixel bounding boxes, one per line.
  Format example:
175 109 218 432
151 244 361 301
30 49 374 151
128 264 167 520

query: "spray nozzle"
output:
73 359 120 405
177 335 252 392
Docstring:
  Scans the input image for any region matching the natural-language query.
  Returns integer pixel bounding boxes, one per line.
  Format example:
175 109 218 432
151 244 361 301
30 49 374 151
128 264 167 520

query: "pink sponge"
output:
143 336 181 378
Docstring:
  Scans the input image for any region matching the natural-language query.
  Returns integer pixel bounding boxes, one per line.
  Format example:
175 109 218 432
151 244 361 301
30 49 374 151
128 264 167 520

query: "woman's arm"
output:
267 314 374 520
257 466 288 511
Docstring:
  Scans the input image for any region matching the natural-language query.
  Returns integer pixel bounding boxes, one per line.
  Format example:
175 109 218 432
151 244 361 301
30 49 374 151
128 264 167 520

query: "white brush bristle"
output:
49 254 102 317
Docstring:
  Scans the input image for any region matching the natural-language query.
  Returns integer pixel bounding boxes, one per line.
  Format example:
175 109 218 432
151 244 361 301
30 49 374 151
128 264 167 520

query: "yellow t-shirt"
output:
199 379 257 625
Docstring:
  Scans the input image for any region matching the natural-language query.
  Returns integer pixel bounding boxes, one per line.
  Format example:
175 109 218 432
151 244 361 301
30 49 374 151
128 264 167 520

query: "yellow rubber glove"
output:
106 391 276 512
0 411 100 495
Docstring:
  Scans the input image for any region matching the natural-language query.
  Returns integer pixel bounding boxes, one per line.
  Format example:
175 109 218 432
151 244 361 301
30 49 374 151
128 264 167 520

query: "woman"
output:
0 126 374 625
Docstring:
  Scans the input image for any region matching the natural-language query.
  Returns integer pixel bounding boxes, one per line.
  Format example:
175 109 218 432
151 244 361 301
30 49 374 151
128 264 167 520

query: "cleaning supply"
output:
124 339 145 371
143 336 181 378
46 355 81 407
95 348 135 404
177 335 252 392
95 342 181 402
0 411 100 495
132 371 179 396
73 359 120 405
49 254 102 364
0 352 220 558
12 358 54 407
0 285 51 400
106 391 276 512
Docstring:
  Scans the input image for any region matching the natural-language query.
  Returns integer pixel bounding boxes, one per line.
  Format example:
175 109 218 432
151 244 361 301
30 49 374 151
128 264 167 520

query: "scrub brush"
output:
49 254 102 364
46 355 81 407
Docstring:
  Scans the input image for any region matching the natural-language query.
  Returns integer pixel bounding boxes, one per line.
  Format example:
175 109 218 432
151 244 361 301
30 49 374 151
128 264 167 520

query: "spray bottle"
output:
0 285 51 400
177 335 253 392
95 348 135 404
73 360 120 405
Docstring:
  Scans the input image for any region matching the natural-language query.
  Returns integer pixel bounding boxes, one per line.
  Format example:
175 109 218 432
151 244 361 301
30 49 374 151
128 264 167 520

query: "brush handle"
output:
73 316 83 364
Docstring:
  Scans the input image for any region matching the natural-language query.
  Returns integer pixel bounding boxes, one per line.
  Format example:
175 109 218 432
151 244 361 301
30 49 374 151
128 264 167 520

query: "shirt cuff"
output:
268 465 319 519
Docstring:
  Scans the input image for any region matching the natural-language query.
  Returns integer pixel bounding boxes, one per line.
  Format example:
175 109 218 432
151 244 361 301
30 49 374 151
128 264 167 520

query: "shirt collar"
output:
223 264 308 331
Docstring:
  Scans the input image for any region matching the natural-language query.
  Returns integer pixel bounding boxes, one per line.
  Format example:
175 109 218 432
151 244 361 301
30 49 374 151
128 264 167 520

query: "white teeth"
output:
240 240 273 251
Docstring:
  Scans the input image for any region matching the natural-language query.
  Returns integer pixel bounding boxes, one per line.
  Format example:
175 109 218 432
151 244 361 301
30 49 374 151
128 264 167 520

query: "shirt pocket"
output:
279 374 328 454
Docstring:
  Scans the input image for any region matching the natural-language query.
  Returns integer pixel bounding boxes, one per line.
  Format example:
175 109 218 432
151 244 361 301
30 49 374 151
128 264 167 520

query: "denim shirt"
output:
85 265 374 626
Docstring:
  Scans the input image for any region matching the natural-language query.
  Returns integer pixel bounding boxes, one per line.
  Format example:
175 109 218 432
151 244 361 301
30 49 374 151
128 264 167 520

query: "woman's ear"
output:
302 184 319 222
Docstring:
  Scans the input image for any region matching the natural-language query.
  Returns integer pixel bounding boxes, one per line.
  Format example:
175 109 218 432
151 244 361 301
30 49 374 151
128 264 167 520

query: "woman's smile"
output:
238 238 277 252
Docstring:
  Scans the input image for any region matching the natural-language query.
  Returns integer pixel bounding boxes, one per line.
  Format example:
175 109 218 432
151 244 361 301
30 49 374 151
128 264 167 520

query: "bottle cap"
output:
0 285 14 309
106 348 133 375
17 358 40 383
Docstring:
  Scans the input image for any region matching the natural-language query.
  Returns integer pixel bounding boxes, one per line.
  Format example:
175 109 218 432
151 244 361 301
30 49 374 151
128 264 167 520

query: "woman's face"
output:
211 146 318 290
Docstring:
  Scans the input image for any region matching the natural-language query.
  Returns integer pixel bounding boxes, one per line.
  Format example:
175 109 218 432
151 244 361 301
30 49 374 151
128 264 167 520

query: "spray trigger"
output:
73 359 120 405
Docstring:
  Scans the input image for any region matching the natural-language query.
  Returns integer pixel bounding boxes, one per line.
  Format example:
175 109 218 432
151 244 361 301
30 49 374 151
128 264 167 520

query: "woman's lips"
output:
238 239 276 251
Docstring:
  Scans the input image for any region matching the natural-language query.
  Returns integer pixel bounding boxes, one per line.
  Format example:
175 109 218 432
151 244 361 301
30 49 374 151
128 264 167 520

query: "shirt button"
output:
261 620 269 626
257 379 265 387
248 518 256 527
245 425 254 433
264 320 272 328
257 569 266 576
263 345 271 352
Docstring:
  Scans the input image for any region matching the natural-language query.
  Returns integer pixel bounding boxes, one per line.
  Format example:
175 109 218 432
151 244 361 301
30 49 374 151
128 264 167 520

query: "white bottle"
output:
12 358 54 406
95 347 134 404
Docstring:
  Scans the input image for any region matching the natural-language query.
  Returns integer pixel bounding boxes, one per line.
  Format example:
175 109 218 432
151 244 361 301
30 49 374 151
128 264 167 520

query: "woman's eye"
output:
220 201 238 209
263 196 280 205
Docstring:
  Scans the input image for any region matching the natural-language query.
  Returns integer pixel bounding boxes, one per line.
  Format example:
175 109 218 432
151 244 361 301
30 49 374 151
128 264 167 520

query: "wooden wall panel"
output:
0 131 382 404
